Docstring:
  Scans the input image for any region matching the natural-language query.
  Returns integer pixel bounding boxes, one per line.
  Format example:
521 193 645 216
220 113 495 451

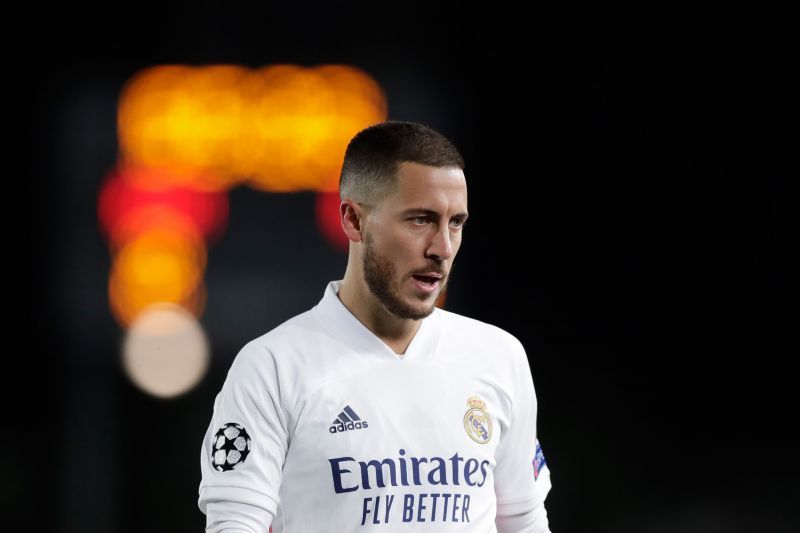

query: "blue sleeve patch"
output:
532 439 547 480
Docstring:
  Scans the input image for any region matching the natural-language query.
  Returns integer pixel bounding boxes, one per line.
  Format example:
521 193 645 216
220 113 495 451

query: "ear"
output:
340 200 364 243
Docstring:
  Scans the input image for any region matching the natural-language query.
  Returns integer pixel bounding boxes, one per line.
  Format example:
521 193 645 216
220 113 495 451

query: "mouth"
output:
411 274 441 295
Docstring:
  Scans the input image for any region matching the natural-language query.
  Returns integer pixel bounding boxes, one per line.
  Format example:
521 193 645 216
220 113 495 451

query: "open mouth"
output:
412 275 440 287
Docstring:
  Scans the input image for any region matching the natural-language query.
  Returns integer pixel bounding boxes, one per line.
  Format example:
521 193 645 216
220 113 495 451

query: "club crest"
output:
463 395 493 444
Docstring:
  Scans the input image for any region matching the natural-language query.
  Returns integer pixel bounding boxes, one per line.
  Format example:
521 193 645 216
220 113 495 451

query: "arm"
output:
204 501 274 533
494 337 553 533
198 341 290 533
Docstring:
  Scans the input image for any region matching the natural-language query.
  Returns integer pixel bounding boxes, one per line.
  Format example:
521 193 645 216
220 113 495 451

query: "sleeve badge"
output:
211 423 252 471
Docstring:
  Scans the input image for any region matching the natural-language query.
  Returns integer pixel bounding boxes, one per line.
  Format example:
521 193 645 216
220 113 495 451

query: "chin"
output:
414 301 437 319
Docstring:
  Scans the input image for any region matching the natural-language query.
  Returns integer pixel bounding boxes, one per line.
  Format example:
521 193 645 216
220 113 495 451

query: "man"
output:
198 120 553 532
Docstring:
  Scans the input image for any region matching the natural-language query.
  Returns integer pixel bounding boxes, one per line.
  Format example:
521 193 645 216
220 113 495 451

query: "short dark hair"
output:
339 120 465 211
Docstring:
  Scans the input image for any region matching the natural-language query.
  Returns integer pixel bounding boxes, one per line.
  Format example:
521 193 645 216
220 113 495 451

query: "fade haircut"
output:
339 120 465 213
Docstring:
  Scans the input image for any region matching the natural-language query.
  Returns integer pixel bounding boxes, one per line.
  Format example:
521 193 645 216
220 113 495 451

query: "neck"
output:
337 272 422 355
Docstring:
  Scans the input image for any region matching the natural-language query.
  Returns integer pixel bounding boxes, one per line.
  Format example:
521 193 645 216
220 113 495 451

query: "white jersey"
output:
199 279 552 532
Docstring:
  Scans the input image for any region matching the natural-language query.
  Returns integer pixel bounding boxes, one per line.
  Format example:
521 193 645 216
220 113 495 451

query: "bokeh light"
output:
315 190 349 253
122 303 210 398
98 164 229 251
106 62 391 397
435 287 448 309
117 63 387 193
118 65 249 190
108 227 207 327
243 64 387 192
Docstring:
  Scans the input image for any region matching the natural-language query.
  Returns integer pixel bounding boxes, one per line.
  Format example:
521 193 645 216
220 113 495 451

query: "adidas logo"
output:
329 405 369 433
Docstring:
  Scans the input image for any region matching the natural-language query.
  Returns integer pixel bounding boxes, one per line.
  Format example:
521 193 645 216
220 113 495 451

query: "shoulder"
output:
229 307 323 373
434 307 526 360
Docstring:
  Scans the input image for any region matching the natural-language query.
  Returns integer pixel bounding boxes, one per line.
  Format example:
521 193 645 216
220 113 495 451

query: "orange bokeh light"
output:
242 64 387 192
108 227 207 327
117 64 387 193
435 287 448 309
107 62 393 330
118 65 249 190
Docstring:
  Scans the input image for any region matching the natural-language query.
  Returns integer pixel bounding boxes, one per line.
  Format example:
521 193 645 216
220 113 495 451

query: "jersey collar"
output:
313 279 441 362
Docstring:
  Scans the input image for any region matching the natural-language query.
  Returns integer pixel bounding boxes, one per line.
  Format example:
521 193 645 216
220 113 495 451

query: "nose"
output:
426 224 455 262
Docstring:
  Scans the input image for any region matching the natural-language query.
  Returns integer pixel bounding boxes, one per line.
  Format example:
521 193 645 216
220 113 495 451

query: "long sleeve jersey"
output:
199 279 552 532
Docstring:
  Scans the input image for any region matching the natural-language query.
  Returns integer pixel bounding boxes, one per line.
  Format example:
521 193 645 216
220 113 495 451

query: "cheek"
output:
379 234 417 262
451 232 464 250
392 232 423 253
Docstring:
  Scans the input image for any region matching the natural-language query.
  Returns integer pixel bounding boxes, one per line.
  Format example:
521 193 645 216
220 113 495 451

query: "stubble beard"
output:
362 231 448 321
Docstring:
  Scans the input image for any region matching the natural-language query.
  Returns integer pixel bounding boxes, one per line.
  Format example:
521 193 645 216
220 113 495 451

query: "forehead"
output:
386 161 467 212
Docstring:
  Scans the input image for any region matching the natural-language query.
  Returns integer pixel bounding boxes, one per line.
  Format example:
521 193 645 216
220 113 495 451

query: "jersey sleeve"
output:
494 336 553 533
198 340 290 533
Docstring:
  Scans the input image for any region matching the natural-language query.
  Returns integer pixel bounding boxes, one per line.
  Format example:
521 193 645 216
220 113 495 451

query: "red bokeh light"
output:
98 164 229 251
315 190 349 253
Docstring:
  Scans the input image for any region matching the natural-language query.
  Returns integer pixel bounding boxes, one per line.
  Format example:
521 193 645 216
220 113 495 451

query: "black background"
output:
16 6 799 533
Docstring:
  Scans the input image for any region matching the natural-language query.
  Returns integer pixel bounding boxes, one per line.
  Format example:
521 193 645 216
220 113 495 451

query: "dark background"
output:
16 6 798 533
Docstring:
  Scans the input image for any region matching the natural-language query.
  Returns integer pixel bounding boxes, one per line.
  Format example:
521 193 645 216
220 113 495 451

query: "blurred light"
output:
123 303 209 398
98 164 229 250
118 65 248 190
435 287 448 309
243 64 387 193
108 227 207 327
117 63 387 193
315 190 349 253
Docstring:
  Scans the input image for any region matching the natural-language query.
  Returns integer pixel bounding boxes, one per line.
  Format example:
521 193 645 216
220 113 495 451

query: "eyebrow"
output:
401 208 469 221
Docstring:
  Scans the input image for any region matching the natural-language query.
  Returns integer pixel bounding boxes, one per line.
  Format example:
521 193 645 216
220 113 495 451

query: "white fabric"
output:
199 279 552 532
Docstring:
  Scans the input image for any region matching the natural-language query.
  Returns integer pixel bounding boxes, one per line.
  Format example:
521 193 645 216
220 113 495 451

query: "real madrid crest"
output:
463 395 493 444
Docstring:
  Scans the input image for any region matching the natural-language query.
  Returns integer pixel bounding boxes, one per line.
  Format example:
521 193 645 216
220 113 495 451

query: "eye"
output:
411 216 428 225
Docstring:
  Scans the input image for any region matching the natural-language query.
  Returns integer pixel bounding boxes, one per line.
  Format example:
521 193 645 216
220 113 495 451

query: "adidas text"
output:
330 420 369 433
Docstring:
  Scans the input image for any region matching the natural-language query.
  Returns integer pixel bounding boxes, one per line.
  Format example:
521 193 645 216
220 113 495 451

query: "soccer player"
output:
198 120 553 532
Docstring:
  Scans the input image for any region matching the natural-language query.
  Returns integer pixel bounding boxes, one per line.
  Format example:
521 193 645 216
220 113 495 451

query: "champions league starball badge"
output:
211 423 252 471
463 395 493 444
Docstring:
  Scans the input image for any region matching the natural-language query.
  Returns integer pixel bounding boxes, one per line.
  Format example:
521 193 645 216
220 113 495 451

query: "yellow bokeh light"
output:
117 63 388 193
243 64 387 193
108 227 207 327
118 65 248 190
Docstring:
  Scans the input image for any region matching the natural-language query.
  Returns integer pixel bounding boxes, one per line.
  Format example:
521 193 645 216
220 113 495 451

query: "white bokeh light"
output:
122 302 209 398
